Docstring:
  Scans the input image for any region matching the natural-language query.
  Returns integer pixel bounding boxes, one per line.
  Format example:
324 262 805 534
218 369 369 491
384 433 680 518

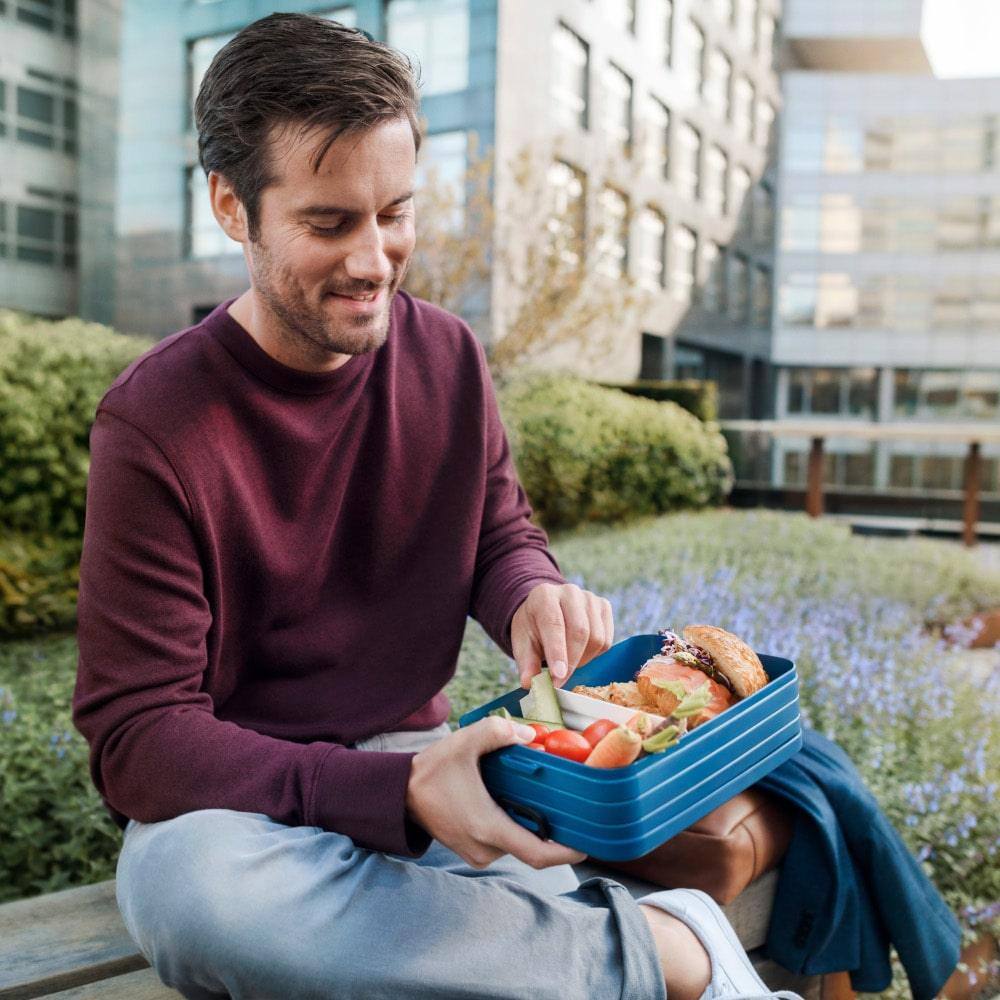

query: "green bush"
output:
498 372 733 530
598 378 719 423
0 310 152 538
0 533 81 639
0 635 121 903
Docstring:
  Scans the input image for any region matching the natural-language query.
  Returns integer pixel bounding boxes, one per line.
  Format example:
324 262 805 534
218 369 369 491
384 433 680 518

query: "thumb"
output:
470 716 536 755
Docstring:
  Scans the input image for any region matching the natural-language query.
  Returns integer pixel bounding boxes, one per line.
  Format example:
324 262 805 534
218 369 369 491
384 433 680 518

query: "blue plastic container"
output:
459 633 802 861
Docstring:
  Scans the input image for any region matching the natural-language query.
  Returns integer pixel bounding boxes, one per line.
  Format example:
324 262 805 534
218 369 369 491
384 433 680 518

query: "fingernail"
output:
514 724 535 741
551 660 567 679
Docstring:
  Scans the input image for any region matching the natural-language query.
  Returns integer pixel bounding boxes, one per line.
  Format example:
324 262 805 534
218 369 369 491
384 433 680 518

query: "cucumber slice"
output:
488 707 549 728
519 668 565 727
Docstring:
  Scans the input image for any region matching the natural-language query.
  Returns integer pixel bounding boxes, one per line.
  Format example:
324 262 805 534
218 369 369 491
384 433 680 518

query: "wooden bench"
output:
0 868 825 1000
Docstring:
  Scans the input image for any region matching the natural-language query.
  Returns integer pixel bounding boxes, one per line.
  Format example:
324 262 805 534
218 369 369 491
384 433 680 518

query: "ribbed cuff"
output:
309 746 432 857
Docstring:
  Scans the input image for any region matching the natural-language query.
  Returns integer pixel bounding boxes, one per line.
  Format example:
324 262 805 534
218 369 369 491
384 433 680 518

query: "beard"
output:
246 236 409 365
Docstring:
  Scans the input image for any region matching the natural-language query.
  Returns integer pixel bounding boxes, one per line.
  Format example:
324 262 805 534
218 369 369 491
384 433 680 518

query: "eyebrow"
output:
297 191 414 217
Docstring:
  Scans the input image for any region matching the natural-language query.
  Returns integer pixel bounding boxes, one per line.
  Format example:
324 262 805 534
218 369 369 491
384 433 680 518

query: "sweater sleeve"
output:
467 343 568 657
72 409 430 857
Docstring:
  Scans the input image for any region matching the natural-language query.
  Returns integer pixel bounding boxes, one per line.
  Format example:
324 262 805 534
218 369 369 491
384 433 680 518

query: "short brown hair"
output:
194 12 422 242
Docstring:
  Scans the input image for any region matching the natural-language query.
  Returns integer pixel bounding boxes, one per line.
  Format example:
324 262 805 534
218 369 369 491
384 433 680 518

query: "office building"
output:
110 0 780 375
0 0 121 323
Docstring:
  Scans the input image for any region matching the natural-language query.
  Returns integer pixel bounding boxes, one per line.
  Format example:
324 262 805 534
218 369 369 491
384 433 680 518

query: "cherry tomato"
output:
525 742 548 751
543 730 593 763
581 718 619 748
528 723 552 743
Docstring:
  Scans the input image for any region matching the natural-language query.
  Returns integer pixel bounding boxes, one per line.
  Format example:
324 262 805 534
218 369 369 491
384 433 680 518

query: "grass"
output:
3 510 1000 971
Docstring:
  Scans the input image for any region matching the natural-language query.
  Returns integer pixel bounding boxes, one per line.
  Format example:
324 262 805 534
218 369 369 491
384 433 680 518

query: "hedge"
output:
598 378 719 423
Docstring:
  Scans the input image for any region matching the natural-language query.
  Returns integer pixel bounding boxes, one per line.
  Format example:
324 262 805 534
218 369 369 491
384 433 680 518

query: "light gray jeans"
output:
115 721 667 1000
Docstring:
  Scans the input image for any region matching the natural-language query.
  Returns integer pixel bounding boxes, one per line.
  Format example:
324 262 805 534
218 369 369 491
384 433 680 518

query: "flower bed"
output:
448 510 1000 961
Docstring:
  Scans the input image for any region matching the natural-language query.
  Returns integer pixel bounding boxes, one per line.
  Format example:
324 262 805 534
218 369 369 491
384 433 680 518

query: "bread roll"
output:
681 625 768 698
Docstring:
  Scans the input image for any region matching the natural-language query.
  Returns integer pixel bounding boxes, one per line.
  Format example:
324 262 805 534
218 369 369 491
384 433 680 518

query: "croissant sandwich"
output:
573 625 769 728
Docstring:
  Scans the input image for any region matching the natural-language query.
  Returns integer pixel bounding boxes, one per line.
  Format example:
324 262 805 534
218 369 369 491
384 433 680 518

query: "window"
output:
637 207 666 291
815 273 858 328
671 224 697 302
603 63 633 155
728 254 749 322
660 0 674 66
640 332 668 380
704 48 730 120
547 160 586 268
552 23 589 131
674 122 700 200
415 130 468 230
704 145 728 215
678 18 704 94
847 368 877 417
735 0 756 45
754 98 775 149
758 12 776 58
732 76 754 140
596 187 629 279
611 0 636 34
729 164 751 218
15 202 75 267
892 369 1000 421
187 167 243 259
0 201 7 258
643 97 670 180
700 240 724 311
0 80 7 138
752 182 774 249
15 83 76 154
15 0 76 38
387 0 469 97
714 0 734 25
189 32 236 118
752 264 771 327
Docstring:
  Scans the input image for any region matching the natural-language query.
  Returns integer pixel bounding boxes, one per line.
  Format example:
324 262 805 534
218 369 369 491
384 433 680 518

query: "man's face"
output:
244 118 417 367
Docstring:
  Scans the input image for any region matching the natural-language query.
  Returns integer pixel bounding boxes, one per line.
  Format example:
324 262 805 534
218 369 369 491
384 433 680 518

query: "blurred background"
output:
1 0 999 536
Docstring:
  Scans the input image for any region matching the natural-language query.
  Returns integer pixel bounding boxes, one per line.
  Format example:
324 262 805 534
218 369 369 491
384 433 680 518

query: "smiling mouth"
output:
332 291 379 302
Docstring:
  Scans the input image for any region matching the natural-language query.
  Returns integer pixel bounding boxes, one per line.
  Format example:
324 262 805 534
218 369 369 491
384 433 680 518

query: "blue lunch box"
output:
458 633 803 861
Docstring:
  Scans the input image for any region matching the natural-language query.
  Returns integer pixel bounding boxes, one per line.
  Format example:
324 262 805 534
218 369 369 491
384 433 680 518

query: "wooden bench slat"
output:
0 881 147 1000
37 967 183 999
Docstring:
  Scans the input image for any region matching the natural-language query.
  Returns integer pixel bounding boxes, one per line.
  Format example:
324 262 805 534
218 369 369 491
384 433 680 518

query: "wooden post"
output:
963 441 981 548
806 436 825 518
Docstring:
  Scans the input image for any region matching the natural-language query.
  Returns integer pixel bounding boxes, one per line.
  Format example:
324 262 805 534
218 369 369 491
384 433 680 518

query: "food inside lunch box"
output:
490 625 770 769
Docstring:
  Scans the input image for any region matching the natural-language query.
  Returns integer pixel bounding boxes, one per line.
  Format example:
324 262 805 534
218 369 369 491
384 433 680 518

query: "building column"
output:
874 366 893 490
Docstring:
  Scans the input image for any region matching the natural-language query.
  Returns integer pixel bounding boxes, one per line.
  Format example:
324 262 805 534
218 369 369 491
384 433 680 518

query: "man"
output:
72 14 793 1000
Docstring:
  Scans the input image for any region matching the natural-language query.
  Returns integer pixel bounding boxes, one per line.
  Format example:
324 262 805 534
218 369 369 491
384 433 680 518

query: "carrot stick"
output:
584 726 642 768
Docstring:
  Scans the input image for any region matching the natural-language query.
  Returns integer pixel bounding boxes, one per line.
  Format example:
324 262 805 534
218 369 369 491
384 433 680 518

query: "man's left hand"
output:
510 582 614 690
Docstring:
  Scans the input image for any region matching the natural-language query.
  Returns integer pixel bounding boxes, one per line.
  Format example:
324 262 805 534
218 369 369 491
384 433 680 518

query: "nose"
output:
343 216 392 287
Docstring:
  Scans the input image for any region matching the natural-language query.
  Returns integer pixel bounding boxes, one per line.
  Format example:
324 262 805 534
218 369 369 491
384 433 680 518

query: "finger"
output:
569 592 610 676
531 591 570 685
511 626 543 690
555 586 592 684
489 806 588 868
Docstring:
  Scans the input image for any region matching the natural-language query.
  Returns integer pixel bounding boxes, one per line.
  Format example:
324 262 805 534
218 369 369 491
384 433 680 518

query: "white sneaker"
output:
637 887 804 1000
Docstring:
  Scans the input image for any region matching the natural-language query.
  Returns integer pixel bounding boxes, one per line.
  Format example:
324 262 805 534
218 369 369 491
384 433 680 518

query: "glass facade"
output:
387 0 469 96
552 22 588 132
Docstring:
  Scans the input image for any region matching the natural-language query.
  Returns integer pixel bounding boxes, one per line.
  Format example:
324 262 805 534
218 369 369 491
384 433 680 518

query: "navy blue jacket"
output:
757 729 961 999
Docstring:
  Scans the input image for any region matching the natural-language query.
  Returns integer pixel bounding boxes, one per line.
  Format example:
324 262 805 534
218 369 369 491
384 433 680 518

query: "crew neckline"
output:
203 295 391 396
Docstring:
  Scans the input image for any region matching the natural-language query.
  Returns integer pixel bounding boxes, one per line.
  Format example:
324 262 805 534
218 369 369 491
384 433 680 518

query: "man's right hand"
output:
405 716 587 871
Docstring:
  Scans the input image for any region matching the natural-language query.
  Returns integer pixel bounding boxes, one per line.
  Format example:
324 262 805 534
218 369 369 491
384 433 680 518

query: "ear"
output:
207 171 249 244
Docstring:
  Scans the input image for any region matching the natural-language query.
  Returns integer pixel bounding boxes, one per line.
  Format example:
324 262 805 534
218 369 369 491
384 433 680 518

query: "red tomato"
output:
543 730 593 763
525 742 548 751
528 723 552 743
581 718 619 748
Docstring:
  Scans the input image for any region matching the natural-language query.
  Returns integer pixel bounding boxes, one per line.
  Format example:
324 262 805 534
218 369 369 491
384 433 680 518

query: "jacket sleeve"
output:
72 409 430 857
466 343 568 657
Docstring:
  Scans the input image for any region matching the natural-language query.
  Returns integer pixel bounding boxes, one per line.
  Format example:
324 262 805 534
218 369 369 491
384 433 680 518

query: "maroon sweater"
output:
72 292 566 856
